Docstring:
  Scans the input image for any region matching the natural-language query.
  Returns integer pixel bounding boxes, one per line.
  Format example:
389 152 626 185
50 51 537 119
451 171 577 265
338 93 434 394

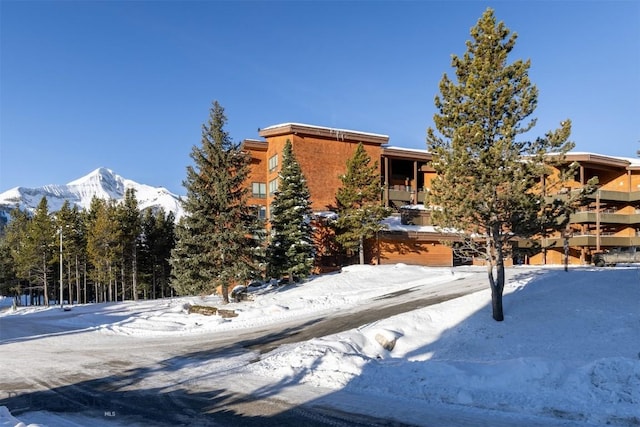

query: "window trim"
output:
252 182 267 198
269 178 279 196
268 154 278 172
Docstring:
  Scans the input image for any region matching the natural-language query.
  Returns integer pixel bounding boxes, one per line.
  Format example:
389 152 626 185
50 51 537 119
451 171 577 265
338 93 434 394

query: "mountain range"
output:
0 167 184 223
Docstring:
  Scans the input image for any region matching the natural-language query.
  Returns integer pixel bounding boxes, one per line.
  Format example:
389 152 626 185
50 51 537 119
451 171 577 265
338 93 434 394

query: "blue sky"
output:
1 0 638 195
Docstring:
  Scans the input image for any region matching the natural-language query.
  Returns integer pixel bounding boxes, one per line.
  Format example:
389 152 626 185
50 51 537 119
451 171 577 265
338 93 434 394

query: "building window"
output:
268 154 278 172
258 206 266 220
269 178 279 196
252 182 266 198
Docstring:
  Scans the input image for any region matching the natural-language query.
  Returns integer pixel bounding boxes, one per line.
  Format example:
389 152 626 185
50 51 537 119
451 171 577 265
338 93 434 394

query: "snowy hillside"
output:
0 167 184 220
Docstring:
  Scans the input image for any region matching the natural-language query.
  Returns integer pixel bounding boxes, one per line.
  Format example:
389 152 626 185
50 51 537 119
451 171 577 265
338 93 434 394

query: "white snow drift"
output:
1 264 638 426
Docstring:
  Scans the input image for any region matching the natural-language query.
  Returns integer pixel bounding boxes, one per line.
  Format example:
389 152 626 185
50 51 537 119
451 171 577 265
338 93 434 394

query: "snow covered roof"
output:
383 145 430 155
382 145 432 161
382 215 458 235
611 155 640 169
552 151 635 168
258 123 389 145
313 210 338 220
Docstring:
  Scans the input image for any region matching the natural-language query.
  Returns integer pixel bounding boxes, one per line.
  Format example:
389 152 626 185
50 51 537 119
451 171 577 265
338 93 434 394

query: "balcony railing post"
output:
595 191 601 252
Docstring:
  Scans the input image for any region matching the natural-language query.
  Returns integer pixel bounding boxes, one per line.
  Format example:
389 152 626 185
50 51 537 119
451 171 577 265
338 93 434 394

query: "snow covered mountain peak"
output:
68 166 120 186
0 168 184 221
65 167 129 201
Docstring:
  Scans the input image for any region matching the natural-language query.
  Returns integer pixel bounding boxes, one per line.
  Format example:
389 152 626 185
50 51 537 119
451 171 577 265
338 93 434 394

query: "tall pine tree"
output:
56 201 76 304
86 197 121 302
140 207 175 299
170 101 260 302
118 188 141 300
335 143 391 265
267 140 314 282
28 197 55 306
68 205 86 304
3 208 32 303
426 9 595 321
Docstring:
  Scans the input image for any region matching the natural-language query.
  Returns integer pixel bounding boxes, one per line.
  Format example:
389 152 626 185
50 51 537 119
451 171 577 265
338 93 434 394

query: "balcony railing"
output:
387 188 427 204
586 190 640 202
545 235 640 247
570 211 640 225
551 188 640 203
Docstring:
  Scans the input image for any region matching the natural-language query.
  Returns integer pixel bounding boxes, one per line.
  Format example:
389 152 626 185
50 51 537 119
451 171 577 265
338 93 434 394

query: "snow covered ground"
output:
1 264 639 426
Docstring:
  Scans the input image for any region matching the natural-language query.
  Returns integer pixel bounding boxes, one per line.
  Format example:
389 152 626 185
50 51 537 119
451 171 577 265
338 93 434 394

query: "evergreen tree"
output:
3 208 32 301
68 205 87 304
55 202 87 304
335 143 391 265
267 140 314 282
426 8 596 321
27 197 55 306
0 242 18 301
140 208 175 299
170 101 260 302
86 197 121 302
117 188 141 300
56 201 75 305
0 210 27 302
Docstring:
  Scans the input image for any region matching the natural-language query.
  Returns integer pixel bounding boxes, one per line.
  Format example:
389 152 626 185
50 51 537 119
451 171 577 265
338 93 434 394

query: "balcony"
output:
552 188 640 203
545 234 639 247
587 190 640 202
387 187 427 205
400 207 432 226
570 211 640 225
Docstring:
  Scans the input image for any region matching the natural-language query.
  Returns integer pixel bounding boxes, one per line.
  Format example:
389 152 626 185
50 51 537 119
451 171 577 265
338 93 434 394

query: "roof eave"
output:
258 123 389 145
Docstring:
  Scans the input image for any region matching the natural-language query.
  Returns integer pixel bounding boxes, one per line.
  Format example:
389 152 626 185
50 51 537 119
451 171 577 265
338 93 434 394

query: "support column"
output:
596 191 601 252
384 156 389 207
412 161 418 204
579 164 586 263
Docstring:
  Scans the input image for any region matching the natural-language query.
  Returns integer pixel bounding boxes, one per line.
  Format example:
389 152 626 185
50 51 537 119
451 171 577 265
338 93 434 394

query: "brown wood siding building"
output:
528 153 640 265
243 123 639 267
257 123 388 212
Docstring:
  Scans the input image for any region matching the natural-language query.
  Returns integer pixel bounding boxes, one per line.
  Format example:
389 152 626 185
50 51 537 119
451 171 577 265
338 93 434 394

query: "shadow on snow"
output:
2 267 638 426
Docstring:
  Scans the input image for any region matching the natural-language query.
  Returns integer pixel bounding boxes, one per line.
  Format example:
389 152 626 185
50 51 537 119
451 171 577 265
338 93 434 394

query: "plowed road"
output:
1 268 538 427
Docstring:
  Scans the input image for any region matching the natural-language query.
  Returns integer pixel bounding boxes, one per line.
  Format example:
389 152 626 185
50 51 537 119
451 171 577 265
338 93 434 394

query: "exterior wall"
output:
264 135 288 219
591 169 625 191
289 134 382 211
423 167 437 192
258 125 386 213
377 234 453 266
470 257 515 267
245 143 268 209
529 248 582 265
631 170 640 191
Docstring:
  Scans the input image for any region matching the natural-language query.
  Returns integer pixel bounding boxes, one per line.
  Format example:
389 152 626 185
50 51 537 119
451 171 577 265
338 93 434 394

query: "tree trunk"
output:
132 246 138 301
221 284 229 304
67 262 72 305
108 263 113 302
43 262 50 306
490 282 504 321
152 259 157 300
486 229 505 322
121 265 125 301
75 256 80 304
358 236 365 265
